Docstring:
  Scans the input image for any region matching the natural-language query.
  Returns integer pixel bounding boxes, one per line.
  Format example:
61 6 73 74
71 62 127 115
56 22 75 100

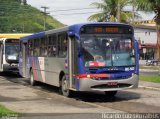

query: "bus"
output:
19 23 139 97
0 34 31 73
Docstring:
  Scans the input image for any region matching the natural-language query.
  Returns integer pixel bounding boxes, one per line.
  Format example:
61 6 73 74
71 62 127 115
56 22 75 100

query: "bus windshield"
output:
81 35 135 67
5 43 19 59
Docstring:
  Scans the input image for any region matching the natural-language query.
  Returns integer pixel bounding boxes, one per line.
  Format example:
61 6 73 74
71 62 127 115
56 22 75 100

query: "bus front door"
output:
69 37 78 89
22 43 27 77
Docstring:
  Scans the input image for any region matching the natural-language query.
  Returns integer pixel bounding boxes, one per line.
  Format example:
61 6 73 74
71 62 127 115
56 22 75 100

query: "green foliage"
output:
0 0 64 33
0 0 21 3
140 75 160 83
0 105 18 117
135 0 160 24
88 0 141 23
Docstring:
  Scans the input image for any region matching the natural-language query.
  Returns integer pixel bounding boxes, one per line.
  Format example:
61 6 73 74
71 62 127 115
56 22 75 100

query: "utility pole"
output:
132 0 135 23
117 0 121 22
41 6 49 31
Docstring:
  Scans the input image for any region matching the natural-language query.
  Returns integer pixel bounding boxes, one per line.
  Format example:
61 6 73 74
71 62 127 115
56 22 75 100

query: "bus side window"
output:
48 35 57 57
29 40 33 56
33 39 40 56
48 46 56 56
58 33 68 58
40 37 47 56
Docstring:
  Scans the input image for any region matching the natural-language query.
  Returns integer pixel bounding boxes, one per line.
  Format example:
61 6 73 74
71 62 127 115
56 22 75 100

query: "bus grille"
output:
91 83 132 89
91 75 132 80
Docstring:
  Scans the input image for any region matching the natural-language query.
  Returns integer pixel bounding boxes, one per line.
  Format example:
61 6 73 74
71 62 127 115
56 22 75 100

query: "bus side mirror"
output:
68 31 75 37
69 32 82 56
69 32 80 39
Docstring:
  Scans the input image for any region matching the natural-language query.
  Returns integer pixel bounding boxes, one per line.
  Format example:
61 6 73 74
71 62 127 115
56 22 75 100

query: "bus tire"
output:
60 75 72 97
105 91 117 97
30 69 36 86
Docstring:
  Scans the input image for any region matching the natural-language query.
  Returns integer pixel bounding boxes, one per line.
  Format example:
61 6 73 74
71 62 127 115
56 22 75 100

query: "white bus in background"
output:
0 34 31 73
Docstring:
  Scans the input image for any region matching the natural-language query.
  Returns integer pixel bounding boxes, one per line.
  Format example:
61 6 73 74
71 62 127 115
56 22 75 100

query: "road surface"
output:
0 72 160 119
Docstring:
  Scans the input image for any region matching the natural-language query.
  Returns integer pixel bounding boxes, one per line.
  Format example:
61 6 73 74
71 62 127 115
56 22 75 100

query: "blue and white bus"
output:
19 22 139 97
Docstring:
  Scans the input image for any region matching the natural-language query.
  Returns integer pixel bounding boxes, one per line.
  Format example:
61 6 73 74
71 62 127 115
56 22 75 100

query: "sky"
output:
27 0 155 25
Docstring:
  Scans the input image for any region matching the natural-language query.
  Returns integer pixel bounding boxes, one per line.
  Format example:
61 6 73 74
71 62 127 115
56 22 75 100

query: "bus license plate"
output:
107 82 118 86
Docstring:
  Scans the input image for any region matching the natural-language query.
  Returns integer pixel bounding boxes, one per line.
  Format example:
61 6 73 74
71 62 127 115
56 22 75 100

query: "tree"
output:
88 0 139 23
22 0 27 5
0 0 21 2
135 0 160 59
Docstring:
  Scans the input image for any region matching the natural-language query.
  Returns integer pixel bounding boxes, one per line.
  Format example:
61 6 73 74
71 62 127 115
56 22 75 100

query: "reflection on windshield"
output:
81 35 135 67
5 44 19 56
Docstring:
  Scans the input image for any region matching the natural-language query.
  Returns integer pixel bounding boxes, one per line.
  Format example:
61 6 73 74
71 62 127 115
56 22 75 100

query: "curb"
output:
139 69 159 72
139 86 160 91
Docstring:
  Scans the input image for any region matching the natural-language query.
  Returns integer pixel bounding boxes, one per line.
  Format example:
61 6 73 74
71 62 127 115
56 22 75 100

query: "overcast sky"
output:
27 0 155 25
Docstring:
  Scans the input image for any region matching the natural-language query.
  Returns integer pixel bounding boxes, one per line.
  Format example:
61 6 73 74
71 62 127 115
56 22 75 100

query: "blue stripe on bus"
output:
135 40 139 75
20 32 45 43
110 71 133 79
78 57 85 74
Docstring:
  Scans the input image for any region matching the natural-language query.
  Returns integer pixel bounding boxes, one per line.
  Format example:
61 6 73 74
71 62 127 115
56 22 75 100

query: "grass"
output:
0 104 19 117
140 75 160 83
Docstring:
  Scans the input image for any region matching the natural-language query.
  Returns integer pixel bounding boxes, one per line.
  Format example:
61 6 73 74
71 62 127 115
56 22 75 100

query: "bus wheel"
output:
105 91 117 97
60 75 71 97
30 69 36 86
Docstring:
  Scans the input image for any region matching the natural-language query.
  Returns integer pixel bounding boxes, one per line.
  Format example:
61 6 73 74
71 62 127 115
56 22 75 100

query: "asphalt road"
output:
0 72 160 119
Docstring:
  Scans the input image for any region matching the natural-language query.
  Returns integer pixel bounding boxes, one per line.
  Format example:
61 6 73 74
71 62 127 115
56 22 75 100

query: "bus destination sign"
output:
80 26 133 34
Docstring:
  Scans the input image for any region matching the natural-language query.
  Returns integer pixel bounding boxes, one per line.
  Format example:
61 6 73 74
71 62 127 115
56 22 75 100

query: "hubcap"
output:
62 79 68 92
30 72 34 85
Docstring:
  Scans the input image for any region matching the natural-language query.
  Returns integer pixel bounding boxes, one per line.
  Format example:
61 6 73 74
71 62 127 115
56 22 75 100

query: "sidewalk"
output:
139 80 160 91
0 77 123 114
140 65 159 71
139 69 159 73
139 64 160 90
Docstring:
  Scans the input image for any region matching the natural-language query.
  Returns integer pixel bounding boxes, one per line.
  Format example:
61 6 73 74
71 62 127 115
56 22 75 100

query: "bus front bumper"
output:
3 64 19 72
76 74 139 92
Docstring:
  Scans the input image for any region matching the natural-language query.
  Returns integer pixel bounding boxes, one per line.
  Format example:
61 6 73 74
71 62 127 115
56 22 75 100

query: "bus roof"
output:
0 33 32 39
20 22 133 42
68 22 133 34
20 32 45 43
